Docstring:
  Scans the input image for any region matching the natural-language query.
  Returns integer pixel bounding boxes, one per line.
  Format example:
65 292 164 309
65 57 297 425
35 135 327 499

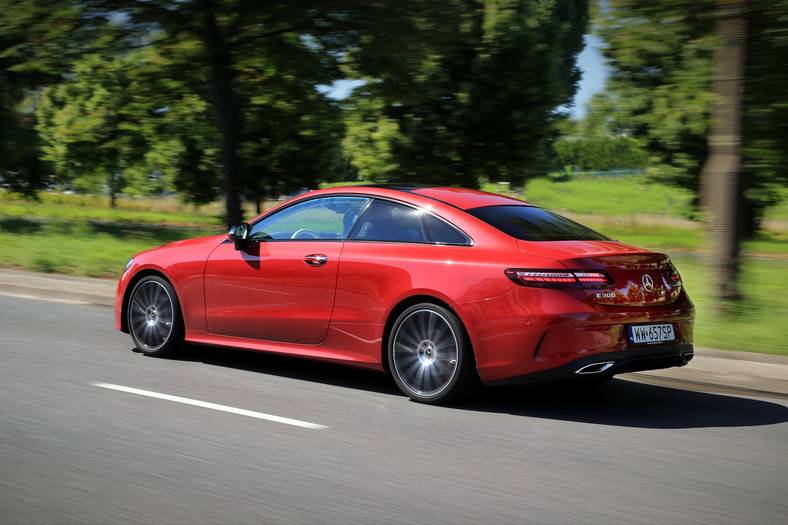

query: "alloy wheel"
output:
390 305 467 402
129 277 178 354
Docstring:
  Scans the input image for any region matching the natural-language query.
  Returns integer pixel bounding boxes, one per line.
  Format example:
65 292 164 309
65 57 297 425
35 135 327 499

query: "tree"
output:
343 0 589 188
6 1 591 219
701 0 747 303
342 96 403 182
0 95 48 198
3 1 348 222
595 0 716 201
233 30 346 213
85 0 484 224
595 0 788 304
37 52 144 204
595 0 788 235
35 46 219 206
1 1 180 198
0 0 87 197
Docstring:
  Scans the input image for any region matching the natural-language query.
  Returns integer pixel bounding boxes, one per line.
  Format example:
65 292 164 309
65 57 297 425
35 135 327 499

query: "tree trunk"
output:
700 0 747 304
200 0 243 226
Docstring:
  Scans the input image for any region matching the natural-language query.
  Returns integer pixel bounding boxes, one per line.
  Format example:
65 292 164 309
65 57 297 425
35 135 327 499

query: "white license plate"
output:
628 323 675 345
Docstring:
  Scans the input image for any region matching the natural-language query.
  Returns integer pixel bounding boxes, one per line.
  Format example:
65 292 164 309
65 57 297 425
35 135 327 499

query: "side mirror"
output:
228 223 251 250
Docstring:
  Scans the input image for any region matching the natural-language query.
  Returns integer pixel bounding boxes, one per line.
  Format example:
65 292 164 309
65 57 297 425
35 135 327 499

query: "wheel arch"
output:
380 295 476 375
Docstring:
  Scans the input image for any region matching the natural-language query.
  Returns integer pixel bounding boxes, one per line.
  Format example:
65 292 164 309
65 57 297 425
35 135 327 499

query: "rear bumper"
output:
485 344 694 386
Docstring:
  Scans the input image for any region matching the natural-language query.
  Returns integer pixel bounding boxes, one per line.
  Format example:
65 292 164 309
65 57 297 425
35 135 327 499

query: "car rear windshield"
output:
467 205 611 241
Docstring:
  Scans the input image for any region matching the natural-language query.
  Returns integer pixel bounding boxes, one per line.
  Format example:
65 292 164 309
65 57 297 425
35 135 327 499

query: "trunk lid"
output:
517 240 683 306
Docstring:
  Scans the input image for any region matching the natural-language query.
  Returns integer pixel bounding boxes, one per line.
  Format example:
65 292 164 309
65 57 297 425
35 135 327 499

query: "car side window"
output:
349 199 428 243
424 214 471 245
249 196 371 240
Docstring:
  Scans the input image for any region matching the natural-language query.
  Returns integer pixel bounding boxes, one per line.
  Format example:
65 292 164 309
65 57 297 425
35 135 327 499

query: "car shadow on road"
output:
158 343 401 394
147 344 788 431
460 378 788 429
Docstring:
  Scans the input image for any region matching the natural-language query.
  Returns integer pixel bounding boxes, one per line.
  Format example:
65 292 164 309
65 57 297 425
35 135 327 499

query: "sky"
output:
322 33 609 120
572 34 609 118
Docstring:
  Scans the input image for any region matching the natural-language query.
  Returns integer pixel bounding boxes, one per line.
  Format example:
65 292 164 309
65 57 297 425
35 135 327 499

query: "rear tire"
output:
388 303 475 404
127 276 184 357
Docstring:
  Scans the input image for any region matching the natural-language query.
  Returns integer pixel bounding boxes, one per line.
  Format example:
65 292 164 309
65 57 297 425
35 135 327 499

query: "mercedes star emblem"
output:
642 274 654 292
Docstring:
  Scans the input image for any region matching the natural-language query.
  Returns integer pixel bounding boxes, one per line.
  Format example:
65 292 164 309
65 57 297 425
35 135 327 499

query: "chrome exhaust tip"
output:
575 361 615 375
682 352 694 365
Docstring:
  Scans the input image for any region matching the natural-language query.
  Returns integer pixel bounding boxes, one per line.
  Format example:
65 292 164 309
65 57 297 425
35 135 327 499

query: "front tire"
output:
388 303 475 404
127 276 184 357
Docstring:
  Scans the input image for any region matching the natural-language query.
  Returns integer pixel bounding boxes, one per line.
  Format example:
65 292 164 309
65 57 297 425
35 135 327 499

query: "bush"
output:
553 136 649 171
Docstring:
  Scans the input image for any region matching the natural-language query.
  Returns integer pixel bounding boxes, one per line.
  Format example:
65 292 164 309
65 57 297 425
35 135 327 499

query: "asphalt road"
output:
2 295 787 524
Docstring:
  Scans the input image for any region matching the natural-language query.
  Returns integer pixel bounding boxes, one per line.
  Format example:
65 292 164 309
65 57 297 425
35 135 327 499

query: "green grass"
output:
0 191 226 226
0 218 221 278
672 252 788 356
2 179 787 355
516 176 697 219
572 219 705 252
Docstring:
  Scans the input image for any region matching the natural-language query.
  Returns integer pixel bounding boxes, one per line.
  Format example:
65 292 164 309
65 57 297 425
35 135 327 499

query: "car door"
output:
204 196 370 345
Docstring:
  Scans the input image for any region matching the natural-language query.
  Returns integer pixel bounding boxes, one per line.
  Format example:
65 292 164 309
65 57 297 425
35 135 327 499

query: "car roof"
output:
348 184 532 210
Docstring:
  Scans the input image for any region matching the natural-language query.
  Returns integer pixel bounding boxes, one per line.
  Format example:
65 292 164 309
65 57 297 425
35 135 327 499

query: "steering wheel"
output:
291 228 321 239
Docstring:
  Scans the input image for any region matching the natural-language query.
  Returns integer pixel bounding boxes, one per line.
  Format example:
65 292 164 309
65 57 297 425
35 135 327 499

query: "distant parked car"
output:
116 185 694 403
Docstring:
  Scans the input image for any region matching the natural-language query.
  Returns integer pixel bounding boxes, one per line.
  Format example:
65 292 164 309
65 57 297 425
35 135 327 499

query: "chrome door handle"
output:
304 254 328 267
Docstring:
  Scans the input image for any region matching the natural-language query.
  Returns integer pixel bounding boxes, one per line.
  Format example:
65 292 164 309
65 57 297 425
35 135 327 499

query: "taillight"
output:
667 260 683 290
573 272 614 288
505 269 613 289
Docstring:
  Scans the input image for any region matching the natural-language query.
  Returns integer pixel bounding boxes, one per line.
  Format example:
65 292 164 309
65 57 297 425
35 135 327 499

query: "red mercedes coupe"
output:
115 185 694 403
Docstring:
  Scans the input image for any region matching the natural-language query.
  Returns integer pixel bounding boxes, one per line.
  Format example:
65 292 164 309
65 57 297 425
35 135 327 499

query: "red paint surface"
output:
116 186 694 384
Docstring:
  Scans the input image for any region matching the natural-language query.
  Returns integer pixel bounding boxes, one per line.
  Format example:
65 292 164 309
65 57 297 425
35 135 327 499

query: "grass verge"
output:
0 191 227 226
670 252 788 356
0 218 221 278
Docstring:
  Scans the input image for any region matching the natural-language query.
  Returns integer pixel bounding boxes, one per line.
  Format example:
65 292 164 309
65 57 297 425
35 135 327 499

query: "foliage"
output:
343 0 589 187
595 0 788 234
86 0 508 223
553 136 649 171
0 0 77 197
234 31 346 211
739 0 788 230
37 51 142 200
0 104 48 198
78 1 341 222
341 97 403 182
3 1 351 222
3 0 594 220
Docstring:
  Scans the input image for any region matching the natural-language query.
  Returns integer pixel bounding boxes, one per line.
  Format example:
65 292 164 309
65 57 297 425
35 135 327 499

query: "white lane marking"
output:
0 290 108 307
93 383 329 430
